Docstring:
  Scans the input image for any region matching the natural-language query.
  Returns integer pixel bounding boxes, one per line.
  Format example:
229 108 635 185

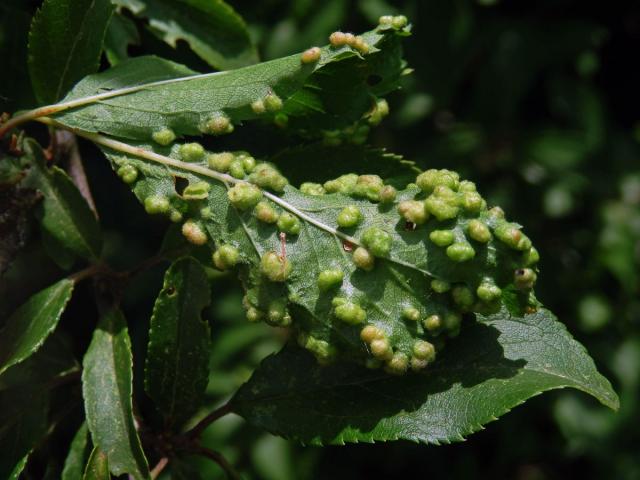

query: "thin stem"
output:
150 457 169 480
192 446 241 480
186 402 233 439
67 264 104 283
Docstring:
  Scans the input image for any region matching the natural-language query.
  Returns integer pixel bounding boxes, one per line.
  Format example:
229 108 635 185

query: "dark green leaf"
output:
104 11 140 66
113 0 257 70
144 257 211 429
232 308 619 445
22 138 102 263
0 278 74 375
8 454 30 480
62 423 91 480
28 0 114 104
82 308 150 479
82 447 109 480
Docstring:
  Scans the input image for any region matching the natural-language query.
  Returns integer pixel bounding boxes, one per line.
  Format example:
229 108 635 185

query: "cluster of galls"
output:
298 173 397 204
329 31 370 55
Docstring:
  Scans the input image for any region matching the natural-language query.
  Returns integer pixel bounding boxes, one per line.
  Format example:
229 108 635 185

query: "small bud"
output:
522 247 540 266
329 31 348 47
379 185 397 203
207 152 235 172
337 205 362 228
117 164 138 184
353 174 384 201
152 127 176 146
452 285 475 311
182 220 207 245
318 268 344 291
494 223 532 251
353 246 375 271
300 182 325 195
402 306 421 322
431 279 451 293
413 340 436 362
266 298 292 327
277 212 301 234
301 46 322 64
212 244 240 270
462 191 485 213
202 114 233 135
182 181 210 200
260 251 292 282
334 301 366 325
360 325 385 343
392 15 408 29
254 201 278 224
264 92 283 112
227 183 262 210
228 159 246 179
370 338 392 360
446 242 476 262
144 195 170 214
467 219 491 243
251 99 266 114
398 200 429 225
476 279 502 302
514 268 537 290
423 314 442 332
361 227 392 257
385 352 409 375
429 229 455 247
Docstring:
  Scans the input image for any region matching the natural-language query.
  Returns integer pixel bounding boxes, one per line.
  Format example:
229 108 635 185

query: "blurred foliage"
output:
1 0 639 478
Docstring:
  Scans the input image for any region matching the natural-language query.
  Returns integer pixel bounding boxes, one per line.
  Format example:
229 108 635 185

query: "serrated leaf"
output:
28 0 114 104
231 308 619 445
62 423 91 480
104 11 140 66
82 308 150 480
82 447 109 480
113 0 257 70
144 257 211 429
0 278 74 376
41 27 405 141
22 138 102 263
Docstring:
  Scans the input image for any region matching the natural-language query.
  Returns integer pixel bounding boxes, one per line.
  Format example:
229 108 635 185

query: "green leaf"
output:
62 423 91 480
28 0 114 104
82 447 109 480
8 454 30 480
144 257 212 429
45 27 406 141
104 11 140 66
22 138 102 263
113 0 257 70
0 278 74 375
231 307 619 445
82 308 150 480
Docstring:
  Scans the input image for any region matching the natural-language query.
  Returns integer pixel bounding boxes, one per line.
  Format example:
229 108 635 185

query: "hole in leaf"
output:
174 176 189 195
165 286 177 297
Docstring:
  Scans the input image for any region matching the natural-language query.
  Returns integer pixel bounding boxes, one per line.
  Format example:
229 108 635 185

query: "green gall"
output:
202 114 233 135
254 201 278 224
416 169 460 193
514 268 537 290
324 173 358 194
378 15 394 27
353 246 375 271
207 152 235 172
300 182 325 195
458 180 477 192
182 181 210 200
151 127 176 146
301 46 321 64
249 163 288 193
337 205 362 228
117 164 138 184
360 325 385 343
398 200 429 224
462 191 485 213
169 210 183 223
229 159 246 179
343 33 356 45
379 185 397 203
392 15 408 29
467 219 491 243
368 99 389 125
352 36 369 54
239 154 256 172
334 301 366 325
277 212 301 234
260 251 292 282
402 306 420 322
227 183 262 210
446 242 476 262
329 31 348 47
385 352 409 375
353 174 384 201
144 195 170 215
494 222 532 251
452 285 475 311
274 113 288 128
370 338 392 360
332 296 347 307
477 279 502 302
251 99 266 114
264 92 283 112
179 142 205 162
429 229 455 247
181 220 207 245
266 299 292 327
443 312 462 336
303 336 336 364
423 314 442 332
488 206 505 220
361 227 392 257
431 279 451 293
425 195 459 221
317 268 344 291
213 244 240 270
246 307 263 322
413 340 436 362
523 247 540 266
411 357 429 372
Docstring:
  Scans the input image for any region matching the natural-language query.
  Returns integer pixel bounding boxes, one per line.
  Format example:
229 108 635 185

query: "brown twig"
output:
186 401 234 439
150 457 169 479
192 446 241 480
